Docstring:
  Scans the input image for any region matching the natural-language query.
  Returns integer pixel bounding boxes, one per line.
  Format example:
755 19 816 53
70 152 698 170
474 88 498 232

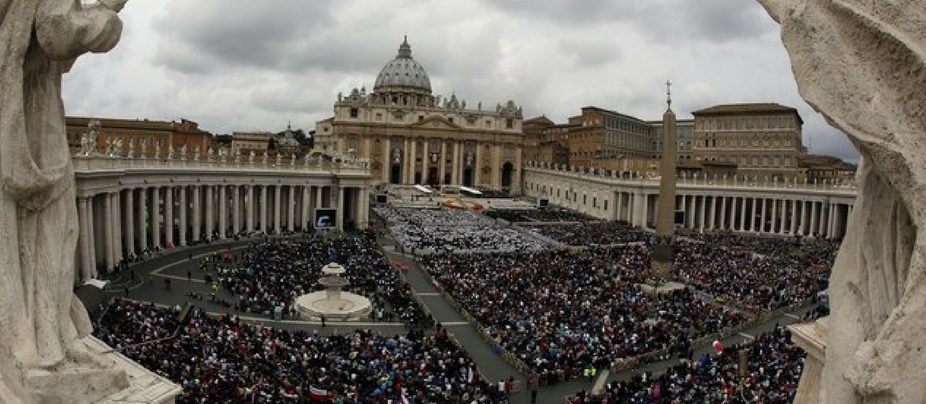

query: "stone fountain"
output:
294 262 372 321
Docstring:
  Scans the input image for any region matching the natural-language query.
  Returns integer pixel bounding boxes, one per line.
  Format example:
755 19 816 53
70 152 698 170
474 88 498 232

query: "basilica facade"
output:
314 37 526 193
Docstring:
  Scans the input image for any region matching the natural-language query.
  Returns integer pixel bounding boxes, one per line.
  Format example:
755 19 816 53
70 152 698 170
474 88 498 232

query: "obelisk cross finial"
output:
666 80 672 107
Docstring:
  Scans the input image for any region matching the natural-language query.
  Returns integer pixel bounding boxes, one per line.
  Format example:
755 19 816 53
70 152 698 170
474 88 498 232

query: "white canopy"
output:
413 184 433 194
83 278 109 290
459 186 482 195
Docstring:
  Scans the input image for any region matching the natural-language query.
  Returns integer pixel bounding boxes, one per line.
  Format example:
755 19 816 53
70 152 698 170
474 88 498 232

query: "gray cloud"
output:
61 0 858 163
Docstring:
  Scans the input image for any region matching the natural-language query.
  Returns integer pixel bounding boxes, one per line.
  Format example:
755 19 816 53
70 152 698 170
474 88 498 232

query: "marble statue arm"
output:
35 0 125 61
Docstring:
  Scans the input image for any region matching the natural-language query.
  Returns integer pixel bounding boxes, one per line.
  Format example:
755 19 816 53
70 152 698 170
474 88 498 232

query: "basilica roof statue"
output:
373 36 432 96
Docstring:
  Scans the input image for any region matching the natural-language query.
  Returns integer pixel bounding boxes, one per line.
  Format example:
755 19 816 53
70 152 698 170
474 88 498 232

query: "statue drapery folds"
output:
0 0 127 401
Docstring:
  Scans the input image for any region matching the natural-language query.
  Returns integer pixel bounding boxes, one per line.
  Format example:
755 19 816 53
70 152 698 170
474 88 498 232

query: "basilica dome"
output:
373 37 432 95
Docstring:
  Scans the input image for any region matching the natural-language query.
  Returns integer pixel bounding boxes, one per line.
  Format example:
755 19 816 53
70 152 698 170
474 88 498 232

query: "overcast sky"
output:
63 0 859 162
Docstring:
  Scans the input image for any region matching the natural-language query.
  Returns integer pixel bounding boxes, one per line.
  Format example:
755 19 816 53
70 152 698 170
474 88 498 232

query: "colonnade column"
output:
148 187 161 250
760 198 768 233
165 187 174 247
219 185 227 239
688 195 696 229
779 200 788 235
403 139 411 184
770 199 778 234
246 185 255 233
78 197 93 280
136 188 147 250
123 189 134 256
205 185 214 239
493 145 502 188
192 186 201 242
179 186 188 246
104 193 114 271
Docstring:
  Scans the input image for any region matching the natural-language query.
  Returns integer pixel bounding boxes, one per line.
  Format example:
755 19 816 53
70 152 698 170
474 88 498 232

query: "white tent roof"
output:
413 184 433 194
459 186 482 195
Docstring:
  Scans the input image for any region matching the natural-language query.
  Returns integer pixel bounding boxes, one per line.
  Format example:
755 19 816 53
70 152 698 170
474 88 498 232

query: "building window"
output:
349 108 359 118
604 200 608 210
448 117 454 124
506 119 514 129
418 115 424 121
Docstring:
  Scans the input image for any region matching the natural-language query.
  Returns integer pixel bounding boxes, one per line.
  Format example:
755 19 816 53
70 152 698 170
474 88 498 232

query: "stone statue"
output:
79 120 101 156
192 145 200 161
166 145 174 160
262 151 269 165
153 141 161 159
112 137 123 157
761 1 926 402
275 152 282 166
207 146 214 161
249 150 256 163
290 153 296 166
103 136 114 157
180 144 188 160
139 141 147 158
0 0 131 402
126 138 135 158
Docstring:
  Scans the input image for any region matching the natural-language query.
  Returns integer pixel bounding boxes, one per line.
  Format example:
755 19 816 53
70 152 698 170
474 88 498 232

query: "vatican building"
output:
314 37 526 193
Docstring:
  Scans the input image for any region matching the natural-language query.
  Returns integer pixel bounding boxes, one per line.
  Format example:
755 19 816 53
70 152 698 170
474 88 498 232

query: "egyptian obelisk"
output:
652 81 677 279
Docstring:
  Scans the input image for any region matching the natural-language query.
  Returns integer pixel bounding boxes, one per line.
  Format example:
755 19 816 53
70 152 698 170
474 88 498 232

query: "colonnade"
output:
525 166 855 241
75 183 369 279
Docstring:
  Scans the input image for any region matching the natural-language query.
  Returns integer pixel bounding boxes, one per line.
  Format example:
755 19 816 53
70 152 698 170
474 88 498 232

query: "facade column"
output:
641 194 649 229
123 189 134 256
288 185 296 231
316 185 324 208
760 198 768 233
750 197 758 233
422 141 430 184
192 185 201 242
259 185 268 233
409 139 417 184
246 185 255 233
474 143 482 186
302 186 311 230
707 196 716 230
739 197 747 232
382 137 391 183
336 187 345 230
698 195 706 231
104 193 114 271
687 195 696 229
165 187 174 247
828 203 836 239
778 199 789 236
179 186 188 246
770 199 778 234
150 187 160 249
273 184 282 233
439 141 447 184
451 142 460 184
493 144 502 188
719 196 728 230
800 200 809 236
113 192 122 263
219 185 228 239
790 200 798 235
403 138 411 184
514 146 523 194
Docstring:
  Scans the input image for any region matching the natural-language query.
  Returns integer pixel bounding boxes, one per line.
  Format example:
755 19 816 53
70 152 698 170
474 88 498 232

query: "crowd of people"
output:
524 221 654 246
569 325 803 403
95 300 506 402
215 235 427 325
484 208 596 223
375 207 548 254
421 249 746 385
671 236 837 311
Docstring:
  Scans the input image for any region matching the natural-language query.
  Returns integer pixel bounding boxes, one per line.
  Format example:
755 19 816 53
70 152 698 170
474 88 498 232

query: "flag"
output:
309 386 328 401
400 393 412 404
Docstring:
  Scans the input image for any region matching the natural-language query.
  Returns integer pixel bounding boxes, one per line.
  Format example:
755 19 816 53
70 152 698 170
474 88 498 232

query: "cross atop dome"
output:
398 35 412 58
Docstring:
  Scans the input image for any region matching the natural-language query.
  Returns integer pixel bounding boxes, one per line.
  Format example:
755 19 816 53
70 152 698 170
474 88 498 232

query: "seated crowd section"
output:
216 235 427 325
569 325 804 403
374 207 548 254
95 300 506 403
